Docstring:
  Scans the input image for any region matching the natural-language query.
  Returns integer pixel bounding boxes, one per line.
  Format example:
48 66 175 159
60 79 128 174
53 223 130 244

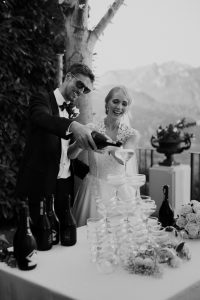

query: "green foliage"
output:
0 0 64 225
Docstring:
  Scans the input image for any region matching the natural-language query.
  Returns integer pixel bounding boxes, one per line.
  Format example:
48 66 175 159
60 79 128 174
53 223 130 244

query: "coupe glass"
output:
138 195 157 220
126 174 146 199
87 217 106 263
115 149 135 175
106 174 126 216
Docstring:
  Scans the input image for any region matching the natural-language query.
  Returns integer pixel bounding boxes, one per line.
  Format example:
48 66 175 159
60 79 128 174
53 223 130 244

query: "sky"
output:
89 0 200 75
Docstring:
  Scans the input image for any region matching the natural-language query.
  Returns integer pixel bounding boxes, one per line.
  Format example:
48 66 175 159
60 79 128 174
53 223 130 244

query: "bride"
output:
68 86 140 227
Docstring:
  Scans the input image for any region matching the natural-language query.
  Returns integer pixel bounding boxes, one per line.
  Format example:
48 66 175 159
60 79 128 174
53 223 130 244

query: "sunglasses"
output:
71 73 91 94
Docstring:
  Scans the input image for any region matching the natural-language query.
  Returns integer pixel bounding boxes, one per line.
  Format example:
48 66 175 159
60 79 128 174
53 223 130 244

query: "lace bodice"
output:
87 120 139 179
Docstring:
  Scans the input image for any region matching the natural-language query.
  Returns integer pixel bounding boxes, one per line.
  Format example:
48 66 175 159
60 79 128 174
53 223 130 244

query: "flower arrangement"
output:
157 228 191 268
68 105 80 119
176 200 200 239
154 118 195 144
126 246 160 276
64 101 80 119
125 227 191 276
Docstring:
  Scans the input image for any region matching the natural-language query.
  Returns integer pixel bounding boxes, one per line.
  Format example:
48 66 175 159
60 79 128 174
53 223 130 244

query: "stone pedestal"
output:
149 164 191 217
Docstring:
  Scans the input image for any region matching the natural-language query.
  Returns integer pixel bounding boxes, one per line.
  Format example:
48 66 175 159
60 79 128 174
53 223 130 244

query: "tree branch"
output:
71 0 89 29
58 0 77 7
90 0 125 45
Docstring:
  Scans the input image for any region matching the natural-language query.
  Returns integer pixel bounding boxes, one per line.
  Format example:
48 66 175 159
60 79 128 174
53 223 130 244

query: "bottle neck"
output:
51 196 56 213
20 205 31 233
163 185 169 201
47 196 54 215
40 199 47 216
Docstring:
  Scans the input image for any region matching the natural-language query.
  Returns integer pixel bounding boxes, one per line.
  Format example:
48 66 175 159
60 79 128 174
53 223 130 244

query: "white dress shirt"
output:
54 88 71 179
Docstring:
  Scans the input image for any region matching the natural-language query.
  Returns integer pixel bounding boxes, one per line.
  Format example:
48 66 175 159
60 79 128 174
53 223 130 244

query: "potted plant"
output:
151 118 196 166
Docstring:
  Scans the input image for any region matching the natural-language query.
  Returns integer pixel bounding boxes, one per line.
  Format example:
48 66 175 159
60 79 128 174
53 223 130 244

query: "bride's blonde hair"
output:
105 85 132 114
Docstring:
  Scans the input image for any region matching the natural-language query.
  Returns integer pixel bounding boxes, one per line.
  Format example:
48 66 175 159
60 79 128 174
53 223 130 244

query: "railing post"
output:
190 153 194 200
150 149 154 167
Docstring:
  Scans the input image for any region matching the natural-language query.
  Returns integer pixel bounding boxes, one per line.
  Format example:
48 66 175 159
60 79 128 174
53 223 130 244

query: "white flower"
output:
195 212 200 224
179 204 193 216
158 247 176 263
182 230 189 239
186 213 196 223
191 200 200 213
143 257 155 268
169 256 182 268
134 256 144 266
177 244 191 260
185 223 199 238
176 216 187 228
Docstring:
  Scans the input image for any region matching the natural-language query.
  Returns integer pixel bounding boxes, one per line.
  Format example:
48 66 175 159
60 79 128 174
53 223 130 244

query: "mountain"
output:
92 61 200 149
97 61 200 108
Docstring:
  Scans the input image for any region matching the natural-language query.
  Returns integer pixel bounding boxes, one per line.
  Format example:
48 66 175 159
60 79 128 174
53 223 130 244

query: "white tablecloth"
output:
1 227 200 300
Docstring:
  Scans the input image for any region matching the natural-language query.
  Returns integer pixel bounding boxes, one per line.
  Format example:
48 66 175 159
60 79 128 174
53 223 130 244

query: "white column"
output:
149 164 191 217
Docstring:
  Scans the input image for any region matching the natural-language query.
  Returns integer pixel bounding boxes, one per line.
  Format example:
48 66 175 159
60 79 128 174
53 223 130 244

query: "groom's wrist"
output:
66 121 75 136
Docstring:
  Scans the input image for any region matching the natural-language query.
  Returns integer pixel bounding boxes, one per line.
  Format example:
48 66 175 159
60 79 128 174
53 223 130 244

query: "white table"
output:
1 227 200 300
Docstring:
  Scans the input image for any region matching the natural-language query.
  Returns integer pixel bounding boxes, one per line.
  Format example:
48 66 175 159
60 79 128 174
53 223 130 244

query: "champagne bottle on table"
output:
91 131 122 149
60 195 77 246
47 194 60 245
13 201 37 270
35 198 52 251
158 185 175 228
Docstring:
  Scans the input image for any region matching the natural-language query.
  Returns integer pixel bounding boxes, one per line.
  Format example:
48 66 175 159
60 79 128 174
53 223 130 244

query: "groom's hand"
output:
69 121 97 150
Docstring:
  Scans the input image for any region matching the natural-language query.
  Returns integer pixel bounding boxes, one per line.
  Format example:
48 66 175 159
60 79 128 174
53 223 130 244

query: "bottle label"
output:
62 230 71 242
52 229 57 241
48 233 52 245
61 227 76 244
26 249 37 267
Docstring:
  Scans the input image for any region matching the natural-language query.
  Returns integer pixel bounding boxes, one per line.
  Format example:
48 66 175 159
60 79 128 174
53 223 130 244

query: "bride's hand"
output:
94 148 107 154
94 145 117 155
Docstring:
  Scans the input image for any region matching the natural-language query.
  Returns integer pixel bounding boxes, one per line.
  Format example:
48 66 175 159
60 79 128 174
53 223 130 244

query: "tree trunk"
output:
60 0 125 124
59 0 125 189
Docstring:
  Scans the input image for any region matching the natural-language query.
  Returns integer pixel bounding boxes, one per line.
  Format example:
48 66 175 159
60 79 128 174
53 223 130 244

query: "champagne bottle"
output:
91 131 122 149
158 185 175 227
35 198 52 251
13 198 33 258
47 195 60 245
60 195 77 246
13 201 37 270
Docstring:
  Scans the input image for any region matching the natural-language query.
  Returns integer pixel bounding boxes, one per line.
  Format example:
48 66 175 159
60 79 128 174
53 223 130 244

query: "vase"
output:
151 136 191 166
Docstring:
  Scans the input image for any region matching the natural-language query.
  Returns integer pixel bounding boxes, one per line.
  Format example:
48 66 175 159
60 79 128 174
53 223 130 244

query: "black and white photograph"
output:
0 0 200 299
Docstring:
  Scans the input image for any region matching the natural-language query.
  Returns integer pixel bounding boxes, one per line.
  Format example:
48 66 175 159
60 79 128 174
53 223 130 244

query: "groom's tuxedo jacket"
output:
16 90 88 198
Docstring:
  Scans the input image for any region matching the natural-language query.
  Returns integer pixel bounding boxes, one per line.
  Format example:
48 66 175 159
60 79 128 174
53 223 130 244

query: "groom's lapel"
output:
49 92 59 116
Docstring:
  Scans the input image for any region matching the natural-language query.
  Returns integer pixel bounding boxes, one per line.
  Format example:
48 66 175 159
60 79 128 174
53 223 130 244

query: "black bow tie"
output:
59 102 69 112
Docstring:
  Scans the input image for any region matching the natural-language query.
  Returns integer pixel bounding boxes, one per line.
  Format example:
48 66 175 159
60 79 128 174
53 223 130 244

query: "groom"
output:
16 63 96 224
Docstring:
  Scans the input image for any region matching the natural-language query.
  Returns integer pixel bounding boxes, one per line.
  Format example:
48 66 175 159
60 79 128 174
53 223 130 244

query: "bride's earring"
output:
105 105 109 114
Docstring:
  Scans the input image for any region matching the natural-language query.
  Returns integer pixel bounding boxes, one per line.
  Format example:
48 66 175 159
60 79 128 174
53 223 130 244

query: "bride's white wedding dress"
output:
72 120 139 227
